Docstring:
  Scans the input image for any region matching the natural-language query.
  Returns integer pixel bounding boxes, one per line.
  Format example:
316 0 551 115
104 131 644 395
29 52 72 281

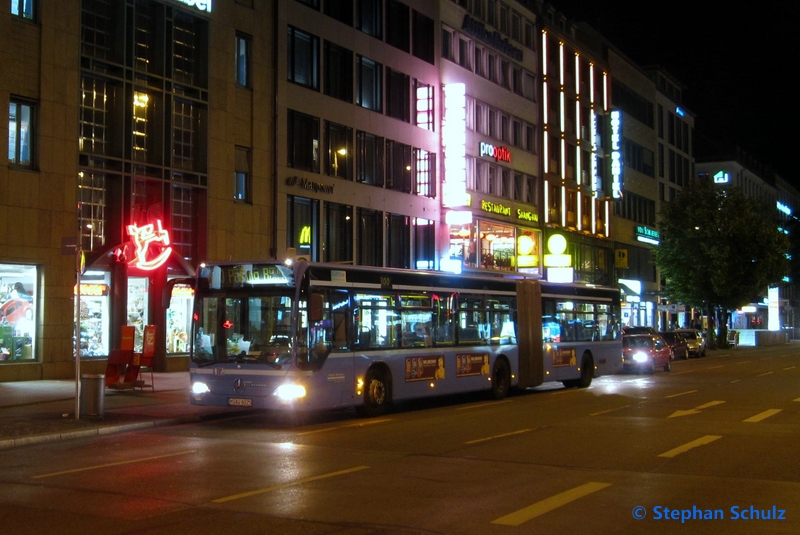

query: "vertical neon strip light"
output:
561 185 567 227
577 191 582 231
575 101 581 139
442 83 468 209
559 42 564 86
544 180 550 223
591 110 598 193
603 72 609 112
605 200 610 237
560 138 566 180
591 197 597 234
543 81 549 125
559 91 565 133
543 131 549 174
589 64 595 104
542 31 548 77
575 54 580 95
575 144 582 185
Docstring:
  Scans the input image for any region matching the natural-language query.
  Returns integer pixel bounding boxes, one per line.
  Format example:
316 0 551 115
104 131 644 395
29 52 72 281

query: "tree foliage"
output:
654 178 788 314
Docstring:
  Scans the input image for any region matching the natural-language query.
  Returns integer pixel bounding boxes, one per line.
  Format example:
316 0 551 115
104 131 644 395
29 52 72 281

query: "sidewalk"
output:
0 372 249 450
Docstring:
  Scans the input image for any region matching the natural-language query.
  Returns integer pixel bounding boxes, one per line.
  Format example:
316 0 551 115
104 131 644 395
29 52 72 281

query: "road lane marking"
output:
590 404 630 416
736 361 751 365
743 409 782 423
297 419 391 435
666 390 698 398
730 379 740 383
707 365 723 370
491 482 611 526
784 366 796 370
756 372 774 377
658 435 722 458
32 450 196 479
465 429 532 445
794 398 800 402
668 400 725 418
212 466 369 503
456 399 513 411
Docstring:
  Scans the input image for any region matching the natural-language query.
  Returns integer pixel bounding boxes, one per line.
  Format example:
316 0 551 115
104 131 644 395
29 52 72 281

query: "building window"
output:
288 110 320 172
324 41 353 103
358 208 383 266
356 0 382 39
172 12 203 87
297 0 320 8
387 214 410 268
356 131 384 186
441 28 454 61
414 218 435 269
78 171 107 251
386 140 412 193
324 121 353 179
386 68 410 122
172 98 207 173
414 80 434 131
324 202 353 262
385 0 409 52
82 0 115 61
234 146 251 203
356 55 382 111
412 10 435 64
8 99 34 168
288 26 320 90
323 0 353 26
80 77 118 157
235 34 250 87
11 0 34 19
171 184 196 262
414 149 435 198
287 195 319 261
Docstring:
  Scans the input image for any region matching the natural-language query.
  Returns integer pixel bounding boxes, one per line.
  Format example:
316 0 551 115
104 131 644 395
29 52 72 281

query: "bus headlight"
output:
274 383 307 402
191 382 210 394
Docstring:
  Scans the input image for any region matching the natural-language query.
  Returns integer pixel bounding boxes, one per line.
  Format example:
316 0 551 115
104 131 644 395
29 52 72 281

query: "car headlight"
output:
632 352 649 363
274 383 307 402
191 381 210 394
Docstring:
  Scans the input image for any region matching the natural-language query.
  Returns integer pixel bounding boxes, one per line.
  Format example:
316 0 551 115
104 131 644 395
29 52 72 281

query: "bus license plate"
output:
228 398 253 407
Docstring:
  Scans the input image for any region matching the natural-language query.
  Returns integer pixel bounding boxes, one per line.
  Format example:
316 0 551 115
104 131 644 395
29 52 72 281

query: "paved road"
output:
0 345 798 534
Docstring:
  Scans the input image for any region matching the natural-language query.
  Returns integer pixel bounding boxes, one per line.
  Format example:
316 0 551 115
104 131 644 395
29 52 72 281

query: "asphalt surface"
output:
0 372 250 450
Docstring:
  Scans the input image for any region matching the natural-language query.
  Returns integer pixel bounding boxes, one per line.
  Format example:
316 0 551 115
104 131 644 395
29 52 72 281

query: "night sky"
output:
560 1 798 184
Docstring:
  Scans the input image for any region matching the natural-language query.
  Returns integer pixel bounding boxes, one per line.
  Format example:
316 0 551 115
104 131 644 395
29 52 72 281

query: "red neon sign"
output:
127 220 172 270
222 320 234 329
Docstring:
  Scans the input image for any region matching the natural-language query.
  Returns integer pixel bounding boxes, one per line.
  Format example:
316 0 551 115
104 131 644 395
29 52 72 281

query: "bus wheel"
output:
491 359 511 400
576 356 594 388
356 367 390 418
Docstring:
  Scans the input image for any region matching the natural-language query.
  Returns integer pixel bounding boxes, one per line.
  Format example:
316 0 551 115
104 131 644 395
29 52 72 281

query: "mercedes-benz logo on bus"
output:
233 378 246 393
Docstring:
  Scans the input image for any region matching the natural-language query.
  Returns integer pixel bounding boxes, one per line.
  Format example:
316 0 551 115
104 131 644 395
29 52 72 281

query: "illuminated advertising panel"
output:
610 110 623 199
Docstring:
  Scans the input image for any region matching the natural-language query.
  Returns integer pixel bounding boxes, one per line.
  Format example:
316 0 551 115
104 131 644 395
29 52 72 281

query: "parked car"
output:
674 329 707 357
658 331 690 360
622 334 672 373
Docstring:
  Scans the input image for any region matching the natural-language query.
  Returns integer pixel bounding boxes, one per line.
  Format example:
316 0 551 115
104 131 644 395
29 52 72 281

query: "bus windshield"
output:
192 294 295 367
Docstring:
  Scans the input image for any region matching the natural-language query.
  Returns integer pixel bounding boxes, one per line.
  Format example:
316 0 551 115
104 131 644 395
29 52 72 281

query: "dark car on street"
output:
658 331 689 360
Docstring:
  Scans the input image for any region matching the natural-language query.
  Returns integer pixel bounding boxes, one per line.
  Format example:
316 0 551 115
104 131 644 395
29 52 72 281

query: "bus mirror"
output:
309 294 324 323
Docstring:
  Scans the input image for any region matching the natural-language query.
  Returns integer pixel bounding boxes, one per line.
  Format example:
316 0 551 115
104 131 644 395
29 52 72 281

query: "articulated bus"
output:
189 261 622 416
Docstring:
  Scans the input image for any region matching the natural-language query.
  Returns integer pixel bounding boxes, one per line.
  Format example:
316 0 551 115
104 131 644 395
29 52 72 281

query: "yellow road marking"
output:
696 401 725 410
465 429 532 445
297 419 390 435
213 466 369 503
783 366 796 370
32 450 195 479
491 482 611 526
658 435 722 458
757 372 774 377
736 361 751 365
730 379 740 383
666 390 698 398
590 404 630 416
743 409 782 423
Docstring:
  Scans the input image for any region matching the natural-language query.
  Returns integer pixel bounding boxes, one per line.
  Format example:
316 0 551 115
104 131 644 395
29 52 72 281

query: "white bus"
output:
190 262 622 416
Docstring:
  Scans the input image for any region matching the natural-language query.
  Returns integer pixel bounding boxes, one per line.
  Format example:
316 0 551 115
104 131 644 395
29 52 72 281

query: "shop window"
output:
77 271 110 357
324 202 353 263
0 264 37 362
8 99 35 169
167 282 193 354
479 221 515 271
414 218 435 270
287 195 319 261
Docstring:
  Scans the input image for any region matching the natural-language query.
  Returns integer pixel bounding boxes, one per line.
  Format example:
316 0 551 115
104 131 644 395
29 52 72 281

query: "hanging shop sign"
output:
479 142 511 163
127 220 172 271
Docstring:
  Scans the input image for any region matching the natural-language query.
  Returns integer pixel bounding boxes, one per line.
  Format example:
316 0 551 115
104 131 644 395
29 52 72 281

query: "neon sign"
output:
610 110 623 199
127 220 172 271
479 142 511 163
173 0 212 13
